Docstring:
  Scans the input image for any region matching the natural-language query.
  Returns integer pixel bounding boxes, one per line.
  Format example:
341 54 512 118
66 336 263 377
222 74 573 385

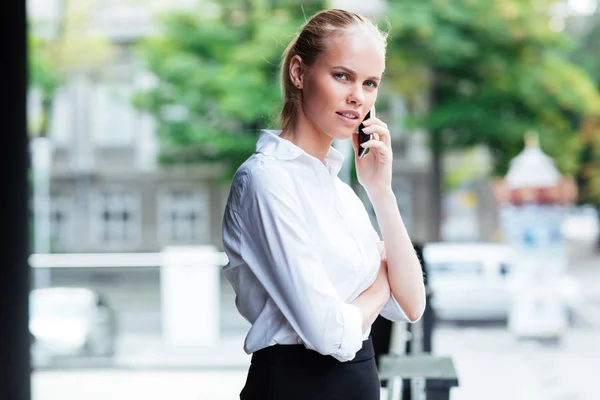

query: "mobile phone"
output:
357 110 372 159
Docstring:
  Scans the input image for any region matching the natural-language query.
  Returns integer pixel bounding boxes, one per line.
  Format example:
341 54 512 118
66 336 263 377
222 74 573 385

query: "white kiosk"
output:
494 132 578 343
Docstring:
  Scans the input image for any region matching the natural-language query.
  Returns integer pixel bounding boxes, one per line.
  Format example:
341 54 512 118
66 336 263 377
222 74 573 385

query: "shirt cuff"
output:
332 303 364 362
380 294 424 323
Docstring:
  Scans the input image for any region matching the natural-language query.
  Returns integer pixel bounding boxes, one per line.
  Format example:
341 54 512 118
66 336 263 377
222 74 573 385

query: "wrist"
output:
367 187 395 208
378 284 391 308
372 277 391 305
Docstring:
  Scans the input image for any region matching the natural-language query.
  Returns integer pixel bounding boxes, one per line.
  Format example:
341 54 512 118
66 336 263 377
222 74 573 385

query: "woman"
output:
222 8 426 400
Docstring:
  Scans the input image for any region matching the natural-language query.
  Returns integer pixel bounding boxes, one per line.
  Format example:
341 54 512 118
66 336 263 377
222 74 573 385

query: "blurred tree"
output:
384 0 600 239
565 5 600 248
29 34 64 137
28 0 113 138
576 117 600 204
565 6 600 208
133 0 326 178
566 4 600 85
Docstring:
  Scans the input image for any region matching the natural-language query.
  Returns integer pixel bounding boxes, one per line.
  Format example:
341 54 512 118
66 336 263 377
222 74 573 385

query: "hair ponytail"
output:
279 36 300 130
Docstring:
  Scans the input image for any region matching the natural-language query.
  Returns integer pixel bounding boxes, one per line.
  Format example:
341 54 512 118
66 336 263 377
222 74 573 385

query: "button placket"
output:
332 186 368 263
313 159 370 276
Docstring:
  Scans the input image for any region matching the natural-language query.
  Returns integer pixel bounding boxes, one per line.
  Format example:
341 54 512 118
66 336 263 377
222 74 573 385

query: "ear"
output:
289 55 304 89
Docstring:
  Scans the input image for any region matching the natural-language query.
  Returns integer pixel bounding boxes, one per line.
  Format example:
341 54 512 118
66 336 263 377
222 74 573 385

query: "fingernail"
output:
363 119 372 125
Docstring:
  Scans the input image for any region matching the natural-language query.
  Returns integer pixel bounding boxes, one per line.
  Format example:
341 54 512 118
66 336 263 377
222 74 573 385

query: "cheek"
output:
365 90 379 108
303 81 331 113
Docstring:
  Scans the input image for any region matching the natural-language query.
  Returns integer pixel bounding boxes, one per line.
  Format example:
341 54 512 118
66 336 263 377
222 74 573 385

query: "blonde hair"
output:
279 9 389 130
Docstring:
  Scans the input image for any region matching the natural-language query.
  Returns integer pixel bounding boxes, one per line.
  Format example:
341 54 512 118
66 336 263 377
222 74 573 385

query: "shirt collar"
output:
256 130 345 177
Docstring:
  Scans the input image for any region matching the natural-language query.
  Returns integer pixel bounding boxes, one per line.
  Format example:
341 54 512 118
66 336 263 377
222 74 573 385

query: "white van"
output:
422 242 516 321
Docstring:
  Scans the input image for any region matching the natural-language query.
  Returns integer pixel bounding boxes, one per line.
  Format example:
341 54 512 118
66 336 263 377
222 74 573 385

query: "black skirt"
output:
240 338 380 400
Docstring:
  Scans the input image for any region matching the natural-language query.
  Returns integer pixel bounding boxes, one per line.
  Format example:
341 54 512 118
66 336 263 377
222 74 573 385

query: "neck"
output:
280 110 333 162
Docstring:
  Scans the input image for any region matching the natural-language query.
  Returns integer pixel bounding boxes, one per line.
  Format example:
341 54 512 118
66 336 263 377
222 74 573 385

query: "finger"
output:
364 127 390 149
363 117 387 130
378 127 391 148
363 122 391 148
360 139 392 159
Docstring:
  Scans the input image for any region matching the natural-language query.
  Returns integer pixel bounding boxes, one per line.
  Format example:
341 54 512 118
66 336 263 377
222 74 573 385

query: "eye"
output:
334 72 348 81
365 80 379 89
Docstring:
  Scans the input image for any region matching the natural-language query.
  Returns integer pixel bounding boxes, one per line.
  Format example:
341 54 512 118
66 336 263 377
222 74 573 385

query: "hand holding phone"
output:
358 107 375 158
357 110 372 159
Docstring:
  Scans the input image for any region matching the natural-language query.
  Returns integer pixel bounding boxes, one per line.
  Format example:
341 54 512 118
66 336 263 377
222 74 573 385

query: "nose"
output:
347 83 365 106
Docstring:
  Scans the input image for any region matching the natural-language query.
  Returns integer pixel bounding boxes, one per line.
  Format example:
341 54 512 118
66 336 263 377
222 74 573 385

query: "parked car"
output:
423 242 515 322
422 242 582 324
29 287 117 362
562 205 599 246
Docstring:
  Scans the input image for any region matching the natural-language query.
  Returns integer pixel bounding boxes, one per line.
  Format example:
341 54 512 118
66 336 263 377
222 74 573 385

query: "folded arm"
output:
369 190 426 322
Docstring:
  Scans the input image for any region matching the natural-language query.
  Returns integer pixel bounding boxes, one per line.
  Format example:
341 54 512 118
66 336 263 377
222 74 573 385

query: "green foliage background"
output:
133 0 327 178
385 0 600 176
130 0 600 185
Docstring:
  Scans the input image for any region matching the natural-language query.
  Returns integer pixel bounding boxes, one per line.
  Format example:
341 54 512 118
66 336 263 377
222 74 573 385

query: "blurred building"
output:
29 0 496 254
28 0 228 253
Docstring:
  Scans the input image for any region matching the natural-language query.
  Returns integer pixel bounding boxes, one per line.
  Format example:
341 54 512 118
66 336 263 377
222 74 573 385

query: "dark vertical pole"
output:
0 0 32 399
416 242 434 354
429 68 444 243
421 290 435 353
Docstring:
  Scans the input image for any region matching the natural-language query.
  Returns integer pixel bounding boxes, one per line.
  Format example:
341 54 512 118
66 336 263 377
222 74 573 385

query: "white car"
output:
423 242 516 322
562 205 599 246
422 242 582 323
29 287 117 364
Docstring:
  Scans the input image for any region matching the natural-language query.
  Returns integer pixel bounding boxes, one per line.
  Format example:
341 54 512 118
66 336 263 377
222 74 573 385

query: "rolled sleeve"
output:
333 303 364 362
380 293 425 323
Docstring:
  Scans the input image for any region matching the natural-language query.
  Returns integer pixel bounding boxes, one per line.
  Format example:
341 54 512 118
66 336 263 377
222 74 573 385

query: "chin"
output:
329 126 356 141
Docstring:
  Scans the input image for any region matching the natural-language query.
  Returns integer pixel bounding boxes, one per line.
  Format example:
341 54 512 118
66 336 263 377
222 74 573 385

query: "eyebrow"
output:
332 66 381 82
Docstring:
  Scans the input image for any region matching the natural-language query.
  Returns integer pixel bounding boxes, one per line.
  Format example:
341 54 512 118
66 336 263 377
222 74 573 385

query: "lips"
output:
336 113 359 125
336 111 360 119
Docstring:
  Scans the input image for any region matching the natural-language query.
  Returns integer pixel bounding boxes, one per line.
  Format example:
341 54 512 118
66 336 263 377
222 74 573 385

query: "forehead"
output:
317 30 385 77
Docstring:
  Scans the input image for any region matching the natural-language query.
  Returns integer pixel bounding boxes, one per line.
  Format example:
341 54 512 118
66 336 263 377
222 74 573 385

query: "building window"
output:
158 188 209 245
91 190 140 249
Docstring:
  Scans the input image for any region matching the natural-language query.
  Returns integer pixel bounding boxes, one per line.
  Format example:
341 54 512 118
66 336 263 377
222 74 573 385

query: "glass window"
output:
90 190 140 249
158 188 209 245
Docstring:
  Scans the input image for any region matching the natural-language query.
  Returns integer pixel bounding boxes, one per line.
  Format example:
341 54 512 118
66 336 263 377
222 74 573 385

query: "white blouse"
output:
222 130 410 362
